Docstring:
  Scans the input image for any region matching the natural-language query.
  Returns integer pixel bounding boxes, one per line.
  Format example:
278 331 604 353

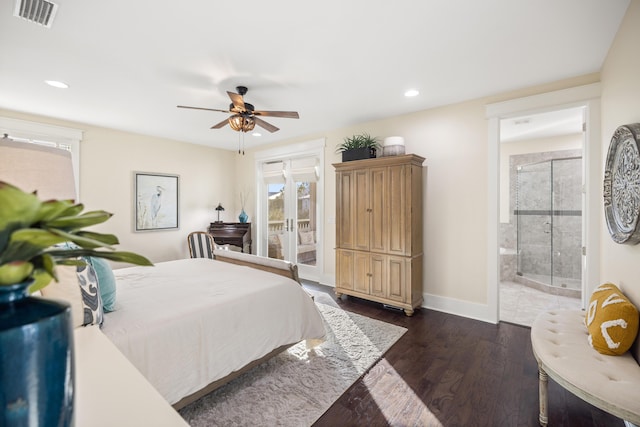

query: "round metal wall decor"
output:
603 123 640 244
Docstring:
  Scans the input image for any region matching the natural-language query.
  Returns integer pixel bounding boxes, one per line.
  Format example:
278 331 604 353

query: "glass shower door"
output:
516 157 583 290
551 158 582 289
516 161 552 285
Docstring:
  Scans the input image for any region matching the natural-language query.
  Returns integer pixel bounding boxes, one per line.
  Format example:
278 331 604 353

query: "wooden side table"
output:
208 222 252 253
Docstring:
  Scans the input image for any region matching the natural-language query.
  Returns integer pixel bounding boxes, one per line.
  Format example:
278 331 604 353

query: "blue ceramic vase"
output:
239 209 248 223
0 281 74 427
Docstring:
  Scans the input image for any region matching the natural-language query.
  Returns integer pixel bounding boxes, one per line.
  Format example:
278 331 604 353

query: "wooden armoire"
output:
334 154 424 316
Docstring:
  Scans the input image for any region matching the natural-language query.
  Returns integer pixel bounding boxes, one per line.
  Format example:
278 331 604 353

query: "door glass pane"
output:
296 181 316 266
551 158 582 290
516 161 552 285
267 183 285 260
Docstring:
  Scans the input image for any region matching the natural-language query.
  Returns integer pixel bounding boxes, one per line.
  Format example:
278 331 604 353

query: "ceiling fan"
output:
177 86 299 133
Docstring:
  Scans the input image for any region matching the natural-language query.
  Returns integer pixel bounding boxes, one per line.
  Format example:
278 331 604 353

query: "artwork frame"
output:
134 172 179 232
603 123 640 244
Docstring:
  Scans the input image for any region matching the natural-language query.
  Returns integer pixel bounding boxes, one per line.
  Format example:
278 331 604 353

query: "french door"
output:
256 142 324 280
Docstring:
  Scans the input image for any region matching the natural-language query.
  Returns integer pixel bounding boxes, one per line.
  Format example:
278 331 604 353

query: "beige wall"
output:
0 108 236 264
237 74 599 311
1 69 603 318
600 0 640 307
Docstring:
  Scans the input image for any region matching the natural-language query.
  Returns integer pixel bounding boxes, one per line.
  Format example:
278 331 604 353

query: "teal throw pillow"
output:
88 257 117 312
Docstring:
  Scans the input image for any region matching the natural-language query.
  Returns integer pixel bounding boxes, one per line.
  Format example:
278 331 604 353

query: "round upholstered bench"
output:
531 310 640 426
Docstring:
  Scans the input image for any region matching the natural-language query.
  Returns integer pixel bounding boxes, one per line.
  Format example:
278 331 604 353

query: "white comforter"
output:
101 258 325 405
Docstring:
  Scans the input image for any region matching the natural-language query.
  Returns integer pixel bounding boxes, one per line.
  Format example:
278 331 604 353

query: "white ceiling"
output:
0 0 629 151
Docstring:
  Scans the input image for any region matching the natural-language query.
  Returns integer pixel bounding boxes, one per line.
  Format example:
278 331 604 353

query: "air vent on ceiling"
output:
14 0 59 28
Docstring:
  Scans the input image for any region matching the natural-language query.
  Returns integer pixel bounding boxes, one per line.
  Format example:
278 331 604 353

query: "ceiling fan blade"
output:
177 105 230 113
253 110 299 119
211 118 229 129
253 117 280 133
227 91 246 111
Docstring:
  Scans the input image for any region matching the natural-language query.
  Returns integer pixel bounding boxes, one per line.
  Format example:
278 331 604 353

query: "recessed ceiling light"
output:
404 89 419 97
252 132 262 137
45 80 69 89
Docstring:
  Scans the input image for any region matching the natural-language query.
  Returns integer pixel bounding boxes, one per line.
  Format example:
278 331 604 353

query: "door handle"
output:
285 218 294 232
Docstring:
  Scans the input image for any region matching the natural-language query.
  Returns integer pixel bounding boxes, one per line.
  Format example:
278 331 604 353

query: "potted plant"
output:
335 133 380 162
0 181 152 426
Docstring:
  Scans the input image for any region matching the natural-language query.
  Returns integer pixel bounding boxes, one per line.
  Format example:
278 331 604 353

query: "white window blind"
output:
290 157 319 182
262 161 285 184
0 117 83 198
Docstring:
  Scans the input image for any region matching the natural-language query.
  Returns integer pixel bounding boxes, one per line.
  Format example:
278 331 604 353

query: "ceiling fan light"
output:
228 115 255 132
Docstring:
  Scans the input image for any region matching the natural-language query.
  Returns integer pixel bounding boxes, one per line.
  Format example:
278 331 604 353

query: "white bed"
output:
101 257 325 407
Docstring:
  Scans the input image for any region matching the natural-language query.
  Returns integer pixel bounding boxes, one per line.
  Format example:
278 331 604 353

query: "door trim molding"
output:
484 83 601 323
254 139 326 282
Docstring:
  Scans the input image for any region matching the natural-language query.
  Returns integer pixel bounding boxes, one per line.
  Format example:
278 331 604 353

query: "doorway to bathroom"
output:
499 107 584 326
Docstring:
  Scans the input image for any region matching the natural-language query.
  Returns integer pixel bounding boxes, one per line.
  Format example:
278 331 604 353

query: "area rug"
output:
179 302 407 427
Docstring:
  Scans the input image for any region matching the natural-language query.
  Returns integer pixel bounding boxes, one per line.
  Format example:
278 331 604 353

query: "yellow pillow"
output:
585 283 639 355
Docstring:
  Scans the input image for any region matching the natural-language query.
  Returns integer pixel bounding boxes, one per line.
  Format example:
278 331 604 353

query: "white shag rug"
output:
179 302 407 427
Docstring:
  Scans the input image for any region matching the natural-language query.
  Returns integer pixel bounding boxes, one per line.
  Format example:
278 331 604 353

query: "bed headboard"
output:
212 249 300 284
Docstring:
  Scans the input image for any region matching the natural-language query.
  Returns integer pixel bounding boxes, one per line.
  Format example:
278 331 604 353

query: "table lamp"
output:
215 203 225 223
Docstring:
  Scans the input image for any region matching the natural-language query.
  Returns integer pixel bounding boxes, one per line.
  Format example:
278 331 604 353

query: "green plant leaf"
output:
28 269 54 293
76 231 120 246
96 250 153 266
38 253 56 279
0 182 42 229
10 228 68 248
35 199 77 222
0 183 152 290
57 203 85 219
0 240 50 265
335 132 380 152
44 210 113 230
55 259 86 267
0 261 34 285
47 229 115 250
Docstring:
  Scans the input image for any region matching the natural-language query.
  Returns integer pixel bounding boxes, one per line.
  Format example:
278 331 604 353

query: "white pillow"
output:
299 230 315 245
40 263 104 328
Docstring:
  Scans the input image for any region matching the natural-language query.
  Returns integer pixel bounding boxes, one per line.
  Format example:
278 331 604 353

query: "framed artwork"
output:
603 123 640 244
134 172 179 231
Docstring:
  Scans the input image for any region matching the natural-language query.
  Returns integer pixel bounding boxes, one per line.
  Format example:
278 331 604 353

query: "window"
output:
0 116 83 198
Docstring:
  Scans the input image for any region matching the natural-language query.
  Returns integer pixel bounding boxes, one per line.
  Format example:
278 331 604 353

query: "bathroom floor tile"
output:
499 280 582 327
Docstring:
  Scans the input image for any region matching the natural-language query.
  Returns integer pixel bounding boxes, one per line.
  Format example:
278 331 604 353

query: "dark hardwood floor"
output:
302 281 625 427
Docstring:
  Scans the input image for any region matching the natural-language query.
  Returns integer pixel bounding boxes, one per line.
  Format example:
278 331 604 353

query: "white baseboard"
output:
304 277 497 324
422 292 496 324
317 274 336 288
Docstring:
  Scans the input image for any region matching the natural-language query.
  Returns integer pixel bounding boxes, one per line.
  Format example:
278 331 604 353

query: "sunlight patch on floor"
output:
365 358 443 426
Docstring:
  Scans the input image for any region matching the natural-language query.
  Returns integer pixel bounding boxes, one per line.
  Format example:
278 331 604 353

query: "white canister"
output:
383 145 406 156
383 136 405 146
383 136 405 156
